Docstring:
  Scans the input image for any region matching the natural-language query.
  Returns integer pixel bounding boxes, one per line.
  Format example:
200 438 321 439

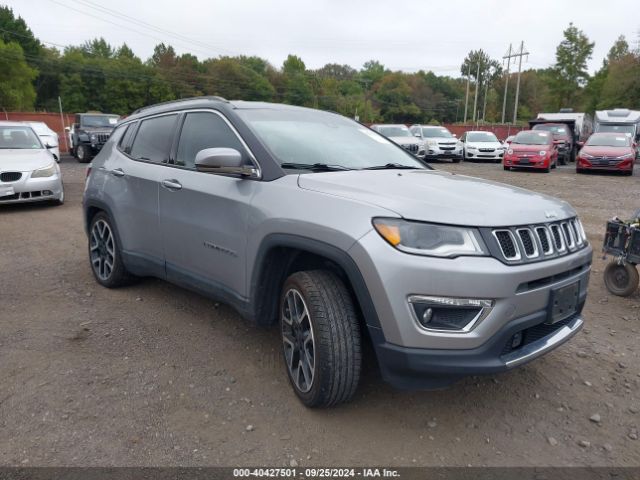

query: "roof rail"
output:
131 96 228 115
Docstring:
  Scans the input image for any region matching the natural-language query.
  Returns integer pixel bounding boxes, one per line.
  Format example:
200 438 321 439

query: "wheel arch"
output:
249 234 382 334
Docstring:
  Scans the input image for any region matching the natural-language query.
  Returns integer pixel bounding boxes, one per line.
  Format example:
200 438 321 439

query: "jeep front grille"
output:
402 144 419 154
488 218 587 264
97 133 110 143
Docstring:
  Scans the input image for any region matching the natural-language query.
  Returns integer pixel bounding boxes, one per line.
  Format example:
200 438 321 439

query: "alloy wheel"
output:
90 219 116 281
281 288 316 393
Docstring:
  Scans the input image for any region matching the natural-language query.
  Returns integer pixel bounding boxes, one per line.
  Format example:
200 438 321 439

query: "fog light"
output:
43 190 52 195
409 295 494 332
511 331 523 349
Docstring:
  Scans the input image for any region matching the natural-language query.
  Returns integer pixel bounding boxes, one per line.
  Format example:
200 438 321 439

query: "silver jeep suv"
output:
83 97 592 407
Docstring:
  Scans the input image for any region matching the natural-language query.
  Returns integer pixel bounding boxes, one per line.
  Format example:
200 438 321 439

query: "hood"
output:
388 136 421 146
581 146 633 157
0 149 55 172
298 169 575 227
466 141 502 149
510 144 550 153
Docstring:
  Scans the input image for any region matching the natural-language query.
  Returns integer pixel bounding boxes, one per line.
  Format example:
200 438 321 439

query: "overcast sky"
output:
8 0 640 76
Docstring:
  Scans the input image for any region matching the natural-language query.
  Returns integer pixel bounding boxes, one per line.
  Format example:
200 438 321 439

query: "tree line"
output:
1 6 639 124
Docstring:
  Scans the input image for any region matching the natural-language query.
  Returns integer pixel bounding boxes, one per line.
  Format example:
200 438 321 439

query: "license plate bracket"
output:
548 281 580 324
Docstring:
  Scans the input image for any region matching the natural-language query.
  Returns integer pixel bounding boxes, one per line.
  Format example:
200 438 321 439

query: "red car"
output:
531 123 574 164
503 130 558 172
577 133 636 175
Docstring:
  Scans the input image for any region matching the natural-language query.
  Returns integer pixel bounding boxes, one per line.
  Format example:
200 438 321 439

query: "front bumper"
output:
578 158 634 172
466 150 504 161
349 230 592 387
0 172 64 205
425 145 463 160
505 156 551 169
369 312 584 389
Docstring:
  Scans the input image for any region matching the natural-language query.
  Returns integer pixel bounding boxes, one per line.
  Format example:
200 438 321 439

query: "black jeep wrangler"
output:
70 113 120 163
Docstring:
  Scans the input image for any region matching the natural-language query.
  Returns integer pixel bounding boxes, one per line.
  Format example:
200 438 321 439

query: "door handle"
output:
161 179 182 191
110 168 125 177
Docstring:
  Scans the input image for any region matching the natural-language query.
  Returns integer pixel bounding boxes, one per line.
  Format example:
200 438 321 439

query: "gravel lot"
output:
1 156 639 467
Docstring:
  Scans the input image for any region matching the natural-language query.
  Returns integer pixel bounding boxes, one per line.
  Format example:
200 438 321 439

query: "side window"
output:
130 114 178 163
175 112 248 169
118 122 138 155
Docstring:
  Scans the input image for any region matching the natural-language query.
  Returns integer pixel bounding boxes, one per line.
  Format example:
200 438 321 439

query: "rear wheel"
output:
280 270 361 408
88 212 135 288
604 262 639 297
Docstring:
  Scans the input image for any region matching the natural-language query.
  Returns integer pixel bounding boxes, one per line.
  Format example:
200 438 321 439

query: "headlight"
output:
580 152 594 159
467 145 477 151
426 140 437 147
373 218 488 257
507 149 513 155
618 153 634 159
90 134 97 142
31 163 57 178
456 142 463 148
539 150 547 156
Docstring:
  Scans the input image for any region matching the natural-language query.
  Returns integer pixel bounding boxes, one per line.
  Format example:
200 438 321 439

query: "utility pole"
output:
463 63 471 124
482 72 490 123
58 96 69 152
472 60 480 123
510 41 529 125
501 43 512 124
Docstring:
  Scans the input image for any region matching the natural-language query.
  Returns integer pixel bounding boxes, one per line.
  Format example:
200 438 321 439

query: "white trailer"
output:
595 109 640 141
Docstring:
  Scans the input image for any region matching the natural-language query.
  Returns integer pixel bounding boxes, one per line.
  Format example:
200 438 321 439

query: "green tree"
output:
374 72 421 123
0 38 37 109
282 55 314 106
0 6 41 60
550 23 594 107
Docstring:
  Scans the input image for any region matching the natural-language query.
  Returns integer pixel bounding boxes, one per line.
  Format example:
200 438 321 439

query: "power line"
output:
503 41 529 124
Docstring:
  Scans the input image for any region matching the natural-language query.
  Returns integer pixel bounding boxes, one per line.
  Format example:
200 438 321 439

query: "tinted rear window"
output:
130 115 178 163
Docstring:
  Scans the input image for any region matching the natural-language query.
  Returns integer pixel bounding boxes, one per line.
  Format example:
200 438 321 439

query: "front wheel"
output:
280 270 361 408
76 144 92 163
503 166 510 171
604 261 639 297
452 157 461 163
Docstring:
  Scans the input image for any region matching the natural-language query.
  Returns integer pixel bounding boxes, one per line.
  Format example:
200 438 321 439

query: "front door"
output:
159 110 258 301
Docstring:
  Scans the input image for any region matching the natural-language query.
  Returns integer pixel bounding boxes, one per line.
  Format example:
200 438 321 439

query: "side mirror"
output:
413 132 421 137
64 126 71 132
195 148 257 177
45 143 55 149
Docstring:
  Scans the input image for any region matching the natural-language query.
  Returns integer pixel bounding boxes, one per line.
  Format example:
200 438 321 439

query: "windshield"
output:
586 134 631 147
533 124 569 135
81 115 119 128
596 124 635 136
422 128 453 138
237 109 426 171
467 132 498 143
376 125 411 137
512 131 550 145
0 126 43 149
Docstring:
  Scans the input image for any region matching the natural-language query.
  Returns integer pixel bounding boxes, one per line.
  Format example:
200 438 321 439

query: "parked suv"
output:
83 97 592 407
369 124 426 158
69 112 119 163
410 125 463 162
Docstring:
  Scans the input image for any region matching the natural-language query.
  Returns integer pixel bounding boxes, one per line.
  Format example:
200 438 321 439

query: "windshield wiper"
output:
362 163 421 170
280 162 352 172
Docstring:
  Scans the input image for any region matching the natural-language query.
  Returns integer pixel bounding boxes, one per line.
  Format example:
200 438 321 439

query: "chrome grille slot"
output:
517 228 538 258
571 220 583 246
493 230 521 260
550 224 565 252
562 222 575 250
535 227 553 255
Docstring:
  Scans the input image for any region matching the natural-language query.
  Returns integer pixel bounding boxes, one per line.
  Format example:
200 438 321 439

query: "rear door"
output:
104 113 179 276
159 110 259 300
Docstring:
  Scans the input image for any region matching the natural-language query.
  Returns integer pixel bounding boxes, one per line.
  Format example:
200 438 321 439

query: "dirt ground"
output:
0 157 639 468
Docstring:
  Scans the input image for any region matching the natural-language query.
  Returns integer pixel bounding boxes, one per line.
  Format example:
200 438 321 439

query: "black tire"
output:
577 168 585 174
570 147 577 163
279 270 361 408
543 166 551 173
624 170 633 176
604 262 639 297
452 157 461 163
76 144 92 163
503 166 510 171
88 212 135 288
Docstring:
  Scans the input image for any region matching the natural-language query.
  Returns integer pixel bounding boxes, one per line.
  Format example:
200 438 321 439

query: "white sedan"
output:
0 122 64 205
24 121 61 162
460 131 505 163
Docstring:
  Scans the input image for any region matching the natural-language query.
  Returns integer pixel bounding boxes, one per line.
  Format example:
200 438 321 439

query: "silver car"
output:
370 124 426 159
0 122 64 205
83 98 591 407
410 125 463 162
